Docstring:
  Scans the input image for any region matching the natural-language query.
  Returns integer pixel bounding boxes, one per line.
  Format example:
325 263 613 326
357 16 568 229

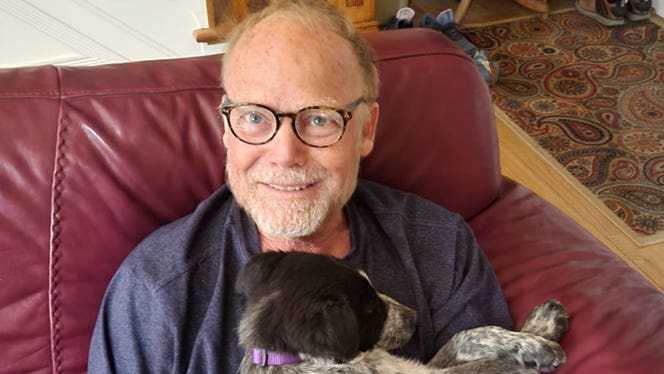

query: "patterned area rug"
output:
466 12 664 245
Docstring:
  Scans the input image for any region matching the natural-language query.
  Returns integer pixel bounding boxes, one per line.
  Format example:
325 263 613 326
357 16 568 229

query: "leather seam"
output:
49 65 66 374
0 92 61 99
60 85 221 99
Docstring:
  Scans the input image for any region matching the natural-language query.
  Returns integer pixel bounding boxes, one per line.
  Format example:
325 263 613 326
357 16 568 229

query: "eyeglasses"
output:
220 96 366 148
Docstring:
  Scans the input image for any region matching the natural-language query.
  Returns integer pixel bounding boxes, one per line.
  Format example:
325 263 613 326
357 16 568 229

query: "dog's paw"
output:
448 327 566 372
521 300 569 342
510 334 566 372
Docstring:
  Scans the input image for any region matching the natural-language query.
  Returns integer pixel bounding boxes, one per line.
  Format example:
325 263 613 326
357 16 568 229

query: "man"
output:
88 1 512 372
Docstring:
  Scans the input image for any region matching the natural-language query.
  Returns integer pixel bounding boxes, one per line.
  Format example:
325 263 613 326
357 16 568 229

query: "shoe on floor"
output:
419 13 444 31
626 0 651 21
385 7 415 29
473 50 499 86
435 9 478 57
575 0 627 26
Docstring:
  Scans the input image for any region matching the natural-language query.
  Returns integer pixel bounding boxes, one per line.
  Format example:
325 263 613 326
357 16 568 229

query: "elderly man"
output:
88 1 512 372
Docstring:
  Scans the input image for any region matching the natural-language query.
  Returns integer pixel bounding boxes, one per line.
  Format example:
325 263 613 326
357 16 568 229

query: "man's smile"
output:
266 183 312 192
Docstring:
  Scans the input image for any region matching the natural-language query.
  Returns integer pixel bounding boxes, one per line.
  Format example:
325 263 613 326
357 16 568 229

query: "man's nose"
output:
266 117 309 166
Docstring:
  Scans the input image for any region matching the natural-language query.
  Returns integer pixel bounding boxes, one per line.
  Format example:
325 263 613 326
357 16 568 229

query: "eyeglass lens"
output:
228 105 346 147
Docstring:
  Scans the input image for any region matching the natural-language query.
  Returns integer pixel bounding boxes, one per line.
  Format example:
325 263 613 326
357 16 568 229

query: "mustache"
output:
247 167 329 184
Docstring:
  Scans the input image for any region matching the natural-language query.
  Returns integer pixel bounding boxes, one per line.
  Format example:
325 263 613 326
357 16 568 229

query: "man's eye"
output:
310 115 329 127
245 112 264 124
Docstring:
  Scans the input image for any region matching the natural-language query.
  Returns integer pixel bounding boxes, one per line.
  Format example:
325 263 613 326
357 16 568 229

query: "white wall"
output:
0 0 662 68
0 0 226 68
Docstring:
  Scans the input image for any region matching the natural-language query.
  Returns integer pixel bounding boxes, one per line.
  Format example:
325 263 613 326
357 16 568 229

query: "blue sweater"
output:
89 179 512 373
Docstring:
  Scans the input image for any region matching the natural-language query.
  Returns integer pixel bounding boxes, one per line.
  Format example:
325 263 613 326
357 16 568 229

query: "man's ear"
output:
235 252 286 297
359 101 379 157
285 293 360 361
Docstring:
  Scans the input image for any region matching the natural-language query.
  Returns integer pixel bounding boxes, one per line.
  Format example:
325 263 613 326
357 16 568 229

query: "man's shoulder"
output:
353 179 462 227
118 186 237 290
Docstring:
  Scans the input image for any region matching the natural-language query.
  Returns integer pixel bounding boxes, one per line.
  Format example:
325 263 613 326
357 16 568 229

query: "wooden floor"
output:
409 0 664 292
498 117 664 292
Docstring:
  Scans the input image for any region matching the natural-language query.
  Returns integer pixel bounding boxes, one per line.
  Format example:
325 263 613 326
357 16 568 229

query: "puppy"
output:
236 252 568 373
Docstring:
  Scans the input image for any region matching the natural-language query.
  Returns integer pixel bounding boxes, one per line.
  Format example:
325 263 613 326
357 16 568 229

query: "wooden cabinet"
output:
194 0 378 44
330 0 378 33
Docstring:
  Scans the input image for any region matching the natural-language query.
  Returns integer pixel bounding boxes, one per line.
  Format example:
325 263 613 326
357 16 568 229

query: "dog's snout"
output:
375 293 417 351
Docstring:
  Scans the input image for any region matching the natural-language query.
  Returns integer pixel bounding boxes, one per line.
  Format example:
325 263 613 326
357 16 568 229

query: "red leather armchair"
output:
1 28 663 373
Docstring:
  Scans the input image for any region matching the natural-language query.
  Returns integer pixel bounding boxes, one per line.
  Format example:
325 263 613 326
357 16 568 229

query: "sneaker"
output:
419 13 444 30
434 9 478 57
385 7 415 29
575 0 627 26
626 0 651 21
473 50 500 86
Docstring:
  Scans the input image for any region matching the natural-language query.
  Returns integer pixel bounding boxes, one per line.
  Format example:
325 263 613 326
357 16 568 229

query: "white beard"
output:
227 163 335 239
248 191 331 238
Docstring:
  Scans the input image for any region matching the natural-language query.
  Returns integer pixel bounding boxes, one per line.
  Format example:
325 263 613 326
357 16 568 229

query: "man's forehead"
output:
224 16 363 109
233 16 349 61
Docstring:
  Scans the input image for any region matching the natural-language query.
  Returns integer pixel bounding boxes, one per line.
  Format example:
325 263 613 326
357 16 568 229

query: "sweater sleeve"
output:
88 263 177 374
428 217 513 350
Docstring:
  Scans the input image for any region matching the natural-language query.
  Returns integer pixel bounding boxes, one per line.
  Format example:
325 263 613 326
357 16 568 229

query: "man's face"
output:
222 15 378 239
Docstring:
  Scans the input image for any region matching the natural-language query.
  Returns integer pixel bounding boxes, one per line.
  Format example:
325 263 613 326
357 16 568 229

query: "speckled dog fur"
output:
237 252 569 374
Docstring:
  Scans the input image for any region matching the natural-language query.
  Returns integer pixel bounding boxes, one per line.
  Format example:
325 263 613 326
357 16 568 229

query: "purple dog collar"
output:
252 348 303 366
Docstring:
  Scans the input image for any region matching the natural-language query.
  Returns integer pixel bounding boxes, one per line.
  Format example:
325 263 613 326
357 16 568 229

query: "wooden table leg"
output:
513 0 550 13
455 0 473 24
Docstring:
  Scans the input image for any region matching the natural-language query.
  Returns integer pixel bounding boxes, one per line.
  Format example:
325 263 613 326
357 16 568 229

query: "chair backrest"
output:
362 29 500 218
0 28 499 373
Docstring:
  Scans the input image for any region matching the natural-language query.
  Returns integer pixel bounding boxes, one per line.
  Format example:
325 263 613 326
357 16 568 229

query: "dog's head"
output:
236 252 416 362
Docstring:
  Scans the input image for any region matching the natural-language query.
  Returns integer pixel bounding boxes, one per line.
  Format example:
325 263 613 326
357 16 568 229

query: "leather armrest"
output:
470 178 664 373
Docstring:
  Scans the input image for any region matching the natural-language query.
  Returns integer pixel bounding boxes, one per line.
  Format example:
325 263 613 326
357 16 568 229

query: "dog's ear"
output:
285 292 360 361
235 252 286 297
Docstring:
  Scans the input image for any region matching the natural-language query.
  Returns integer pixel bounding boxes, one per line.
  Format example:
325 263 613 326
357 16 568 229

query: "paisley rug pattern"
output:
466 12 664 239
